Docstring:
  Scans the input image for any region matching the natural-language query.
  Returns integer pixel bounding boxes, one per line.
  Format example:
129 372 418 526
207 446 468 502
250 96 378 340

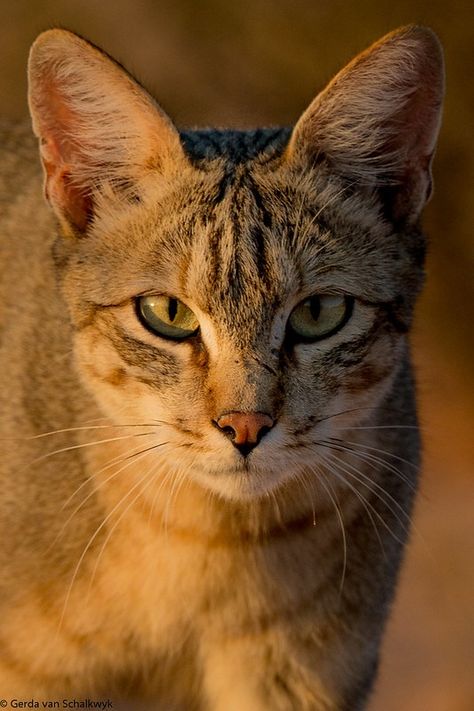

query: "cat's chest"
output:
82 496 336 649
30 440 343 688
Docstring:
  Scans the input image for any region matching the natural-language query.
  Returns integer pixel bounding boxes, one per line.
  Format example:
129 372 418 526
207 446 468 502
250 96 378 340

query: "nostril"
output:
221 425 236 439
214 411 275 455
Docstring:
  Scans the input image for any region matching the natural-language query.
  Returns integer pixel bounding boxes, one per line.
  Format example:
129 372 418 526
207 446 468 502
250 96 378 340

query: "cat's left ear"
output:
287 26 445 225
28 29 187 235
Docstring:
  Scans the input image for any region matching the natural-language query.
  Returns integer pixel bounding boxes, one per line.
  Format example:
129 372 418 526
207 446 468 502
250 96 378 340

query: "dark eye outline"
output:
286 295 354 344
135 295 200 342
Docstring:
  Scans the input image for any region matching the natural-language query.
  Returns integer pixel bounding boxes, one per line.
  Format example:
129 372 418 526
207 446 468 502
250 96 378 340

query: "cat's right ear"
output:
28 29 186 235
286 26 444 225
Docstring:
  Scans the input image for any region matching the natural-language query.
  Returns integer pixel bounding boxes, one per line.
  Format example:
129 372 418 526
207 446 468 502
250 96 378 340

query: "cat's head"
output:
28 27 444 501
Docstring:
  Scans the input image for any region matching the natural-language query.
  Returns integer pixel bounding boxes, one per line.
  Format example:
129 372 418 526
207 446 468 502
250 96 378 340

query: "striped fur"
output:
0 26 444 710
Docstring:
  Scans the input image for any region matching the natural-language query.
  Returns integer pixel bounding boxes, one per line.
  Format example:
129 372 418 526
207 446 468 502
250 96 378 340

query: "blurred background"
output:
1 1 472 708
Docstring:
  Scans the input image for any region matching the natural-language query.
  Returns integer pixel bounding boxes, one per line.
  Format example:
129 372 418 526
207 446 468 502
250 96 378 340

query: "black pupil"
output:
168 298 178 322
309 297 320 320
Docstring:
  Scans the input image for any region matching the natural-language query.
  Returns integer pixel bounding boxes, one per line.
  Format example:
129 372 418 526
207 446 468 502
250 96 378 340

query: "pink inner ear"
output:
287 27 443 225
41 136 92 232
36 80 92 231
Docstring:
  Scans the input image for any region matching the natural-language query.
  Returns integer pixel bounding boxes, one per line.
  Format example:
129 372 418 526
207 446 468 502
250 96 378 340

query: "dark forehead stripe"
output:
246 173 277 288
181 127 291 209
179 127 291 164
232 175 271 287
208 168 279 311
181 128 293 333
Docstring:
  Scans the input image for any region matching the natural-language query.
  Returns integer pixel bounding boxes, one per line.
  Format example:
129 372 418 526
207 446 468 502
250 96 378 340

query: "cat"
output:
0 24 444 711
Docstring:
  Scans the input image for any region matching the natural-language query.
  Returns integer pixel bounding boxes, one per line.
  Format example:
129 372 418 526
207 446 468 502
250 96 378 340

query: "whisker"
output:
56 462 157 637
162 452 200 536
159 468 184 537
329 437 418 470
85 459 162 600
151 418 181 427
312 406 379 427
145 448 198 531
329 425 420 431
317 446 410 538
313 454 388 558
269 487 286 530
163 467 190 535
1 424 158 442
322 438 416 490
294 465 317 527
15 432 156 477
311 464 347 596
51 444 166 552
326 448 435 556
59 440 154 512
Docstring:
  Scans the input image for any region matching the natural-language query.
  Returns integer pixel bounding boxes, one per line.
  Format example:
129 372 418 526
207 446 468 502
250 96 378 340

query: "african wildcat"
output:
0 25 443 711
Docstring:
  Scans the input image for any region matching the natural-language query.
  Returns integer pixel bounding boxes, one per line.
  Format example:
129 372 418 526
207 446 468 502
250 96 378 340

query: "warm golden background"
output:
1 1 473 709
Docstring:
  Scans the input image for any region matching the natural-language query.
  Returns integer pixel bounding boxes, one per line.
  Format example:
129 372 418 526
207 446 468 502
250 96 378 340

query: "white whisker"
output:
15 432 156 477
323 438 416 490
314 454 388 559
85 459 162 601
56 461 158 638
310 464 347 596
50 444 165 552
317 447 410 540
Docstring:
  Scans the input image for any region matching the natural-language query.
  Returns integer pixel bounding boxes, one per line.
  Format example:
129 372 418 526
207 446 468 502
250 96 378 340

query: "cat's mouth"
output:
187 456 290 501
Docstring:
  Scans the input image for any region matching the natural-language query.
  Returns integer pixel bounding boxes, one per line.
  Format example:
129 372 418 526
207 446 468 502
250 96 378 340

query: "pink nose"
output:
215 411 274 455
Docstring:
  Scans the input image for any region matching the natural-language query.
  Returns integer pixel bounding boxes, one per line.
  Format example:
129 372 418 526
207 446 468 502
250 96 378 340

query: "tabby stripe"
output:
246 175 274 284
226 171 248 298
381 298 410 334
321 314 390 369
358 296 410 334
213 167 235 204
109 323 179 379
207 223 224 288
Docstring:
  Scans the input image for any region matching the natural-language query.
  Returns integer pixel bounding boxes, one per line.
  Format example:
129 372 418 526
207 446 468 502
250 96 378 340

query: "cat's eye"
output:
136 295 199 340
288 294 353 342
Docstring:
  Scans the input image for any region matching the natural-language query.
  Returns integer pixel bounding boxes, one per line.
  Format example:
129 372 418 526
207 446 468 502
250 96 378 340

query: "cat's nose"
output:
215 411 275 456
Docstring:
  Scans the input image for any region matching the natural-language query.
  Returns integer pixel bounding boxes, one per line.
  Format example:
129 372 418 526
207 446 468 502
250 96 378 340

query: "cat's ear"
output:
28 29 186 234
287 26 445 224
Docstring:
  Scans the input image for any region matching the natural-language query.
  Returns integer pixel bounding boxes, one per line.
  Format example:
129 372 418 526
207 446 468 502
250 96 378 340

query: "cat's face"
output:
28 28 443 500
57 152 421 500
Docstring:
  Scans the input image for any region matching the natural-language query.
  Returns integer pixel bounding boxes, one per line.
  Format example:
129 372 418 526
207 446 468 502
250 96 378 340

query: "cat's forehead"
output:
161 148 301 339
150 149 389 337
84 131 408 332
179 128 292 165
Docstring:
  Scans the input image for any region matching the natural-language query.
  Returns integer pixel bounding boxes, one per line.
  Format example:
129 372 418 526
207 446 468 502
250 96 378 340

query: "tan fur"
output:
0 26 444 710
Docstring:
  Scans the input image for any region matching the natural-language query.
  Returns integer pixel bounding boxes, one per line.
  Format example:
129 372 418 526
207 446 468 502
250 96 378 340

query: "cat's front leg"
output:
200 633 341 711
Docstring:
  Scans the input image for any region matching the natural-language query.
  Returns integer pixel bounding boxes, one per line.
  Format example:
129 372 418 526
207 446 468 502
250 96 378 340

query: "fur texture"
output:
0 26 444 710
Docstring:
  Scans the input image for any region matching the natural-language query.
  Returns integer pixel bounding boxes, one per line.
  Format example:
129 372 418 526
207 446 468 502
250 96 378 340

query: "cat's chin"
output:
192 465 289 502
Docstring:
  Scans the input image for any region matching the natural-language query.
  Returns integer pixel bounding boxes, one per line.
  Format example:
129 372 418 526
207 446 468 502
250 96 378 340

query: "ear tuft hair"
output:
28 29 185 233
288 26 445 223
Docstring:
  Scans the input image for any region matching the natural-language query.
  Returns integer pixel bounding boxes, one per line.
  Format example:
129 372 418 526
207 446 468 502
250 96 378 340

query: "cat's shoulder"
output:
0 119 51 212
0 120 54 325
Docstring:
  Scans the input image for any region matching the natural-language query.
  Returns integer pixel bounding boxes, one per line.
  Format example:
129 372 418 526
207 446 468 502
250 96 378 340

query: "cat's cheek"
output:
341 333 405 397
71 327 163 423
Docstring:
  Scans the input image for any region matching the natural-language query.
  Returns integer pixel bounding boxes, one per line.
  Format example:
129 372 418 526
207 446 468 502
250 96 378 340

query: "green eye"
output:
137 295 199 340
288 294 353 342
